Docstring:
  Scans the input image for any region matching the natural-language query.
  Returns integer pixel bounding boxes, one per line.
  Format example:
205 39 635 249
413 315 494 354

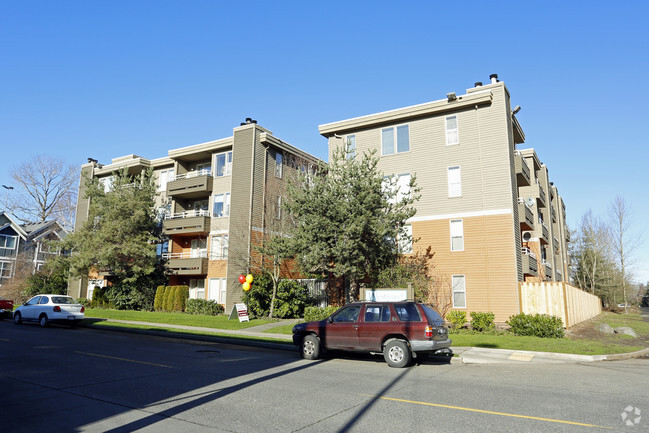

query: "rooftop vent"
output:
474 81 483 87
490 74 499 84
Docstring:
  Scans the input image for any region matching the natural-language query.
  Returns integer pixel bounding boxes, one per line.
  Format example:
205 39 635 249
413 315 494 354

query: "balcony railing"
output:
165 209 210 219
163 253 208 275
521 247 538 276
162 214 210 235
514 154 531 186
166 172 213 199
517 198 534 230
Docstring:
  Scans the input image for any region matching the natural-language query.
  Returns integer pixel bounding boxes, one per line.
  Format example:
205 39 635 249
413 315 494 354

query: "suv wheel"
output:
384 339 411 368
301 334 320 360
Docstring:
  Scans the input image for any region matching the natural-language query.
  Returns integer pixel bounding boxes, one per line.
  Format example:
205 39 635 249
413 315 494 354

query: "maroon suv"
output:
292 301 452 368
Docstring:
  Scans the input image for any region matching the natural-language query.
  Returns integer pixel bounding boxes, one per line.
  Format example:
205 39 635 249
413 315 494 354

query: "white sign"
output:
364 289 407 302
232 303 249 322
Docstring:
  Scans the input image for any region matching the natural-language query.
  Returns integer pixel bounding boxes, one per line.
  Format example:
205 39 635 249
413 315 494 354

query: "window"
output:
213 193 231 217
448 166 461 197
215 151 232 177
190 239 207 258
210 234 229 260
208 278 227 303
0 234 17 250
189 279 205 299
195 162 211 175
381 124 409 155
275 152 283 178
99 176 113 193
156 241 169 257
193 199 209 215
345 135 356 160
0 261 12 279
446 115 459 145
331 306 361 323
383 173 411 204
398 224 413 254
275 196 282 219
157 168 174 191
364 305 390 322
450 219 464 251
394 303 422 321
452 275 466 308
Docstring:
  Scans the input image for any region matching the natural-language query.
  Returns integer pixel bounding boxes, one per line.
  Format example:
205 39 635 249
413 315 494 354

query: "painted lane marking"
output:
75 351 172 368
363 395 612 429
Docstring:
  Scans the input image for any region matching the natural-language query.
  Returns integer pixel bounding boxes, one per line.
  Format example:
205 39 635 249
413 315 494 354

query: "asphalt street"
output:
1 320 647 432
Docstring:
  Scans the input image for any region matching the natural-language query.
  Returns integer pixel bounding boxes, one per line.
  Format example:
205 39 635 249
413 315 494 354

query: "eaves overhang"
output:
259 132 322 164
168 137 234 162
318 91 493 137
512 115 525 144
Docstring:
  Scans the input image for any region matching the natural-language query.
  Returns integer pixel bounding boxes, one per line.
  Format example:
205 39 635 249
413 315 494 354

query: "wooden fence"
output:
519 282 601 328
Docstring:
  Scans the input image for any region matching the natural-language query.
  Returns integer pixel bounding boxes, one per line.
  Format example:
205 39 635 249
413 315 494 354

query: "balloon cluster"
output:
238 274 253 291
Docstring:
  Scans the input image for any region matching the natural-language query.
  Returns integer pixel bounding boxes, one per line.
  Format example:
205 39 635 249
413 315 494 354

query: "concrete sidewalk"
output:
84 317 649 364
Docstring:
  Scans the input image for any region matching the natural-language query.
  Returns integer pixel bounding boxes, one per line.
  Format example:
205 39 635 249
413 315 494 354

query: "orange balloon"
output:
242 282 251 291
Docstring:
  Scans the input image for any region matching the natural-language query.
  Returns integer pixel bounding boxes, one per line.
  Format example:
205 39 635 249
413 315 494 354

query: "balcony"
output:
536 181 547 208
542 261 552 279
166 170 213 199
517 199 534 230
162 210 210 235
514 153 531 186
551 205 557 223
540 222 549 244
163 252 208 275
521 247 538 277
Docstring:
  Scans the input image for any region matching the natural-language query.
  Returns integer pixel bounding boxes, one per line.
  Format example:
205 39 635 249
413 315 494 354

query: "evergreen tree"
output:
283 146 420 301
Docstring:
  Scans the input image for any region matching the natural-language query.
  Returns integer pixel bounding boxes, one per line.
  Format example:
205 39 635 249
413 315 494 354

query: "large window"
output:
383 173 411 204
0 235 17 250
452 275 466 308
210 234 229 260
0 261 12 279
446 115 459 145
345 135 356 160
208 278 227 303
448 166 461 197
275 152 283 178
157 168 174 191
381 124 409 155
195 162 211 175
189 279 205 299
215 151 232 177
213 193 231 217
450 219 464 251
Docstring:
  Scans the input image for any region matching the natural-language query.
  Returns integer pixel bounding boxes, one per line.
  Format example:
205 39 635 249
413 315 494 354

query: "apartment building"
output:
0 211 67 286
70 120 321 310
319 74 570 322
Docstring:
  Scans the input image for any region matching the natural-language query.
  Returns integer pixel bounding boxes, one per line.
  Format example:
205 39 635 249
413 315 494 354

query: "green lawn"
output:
85 308 275 330
83 308 648 356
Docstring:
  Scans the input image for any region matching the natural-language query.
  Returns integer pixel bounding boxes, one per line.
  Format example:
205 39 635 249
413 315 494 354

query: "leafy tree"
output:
61 167 162 309
20 256 70 299
283 145 420 302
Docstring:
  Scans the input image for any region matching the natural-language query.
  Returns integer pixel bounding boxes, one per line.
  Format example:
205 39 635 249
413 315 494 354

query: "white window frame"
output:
208 278 226 303
398 224 413 254
189 279 205 299
381 124 410 156
214 151 233 177
210 234 229 260
275 152 283 178
448 165 462 198
450 219 464 252
0 235 17 250
452 275 466 308
0 261 13 279
157 168 175 191
213 193 231 218
446 115 459 145
345 134 356 160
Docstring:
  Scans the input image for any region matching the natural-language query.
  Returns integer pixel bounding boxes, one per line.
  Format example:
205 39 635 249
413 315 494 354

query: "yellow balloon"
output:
246 274 253 284
242 282 251 291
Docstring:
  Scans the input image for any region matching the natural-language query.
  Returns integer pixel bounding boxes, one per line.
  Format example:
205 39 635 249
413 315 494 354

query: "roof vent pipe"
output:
474 82 482 87
489 74 499 84
245 117 252 124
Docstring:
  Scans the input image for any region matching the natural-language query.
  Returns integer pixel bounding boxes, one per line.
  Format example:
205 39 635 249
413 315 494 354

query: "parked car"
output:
13 294 85 327
292 301 452 368
0 298 14 320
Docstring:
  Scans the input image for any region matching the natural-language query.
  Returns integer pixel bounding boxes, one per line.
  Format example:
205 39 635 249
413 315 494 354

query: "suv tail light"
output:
53 306 61 312
425 325 433 338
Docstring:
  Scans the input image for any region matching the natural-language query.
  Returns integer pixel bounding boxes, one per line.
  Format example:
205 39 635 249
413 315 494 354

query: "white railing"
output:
521 247 537 259
162 251 208 260
172 169 212 180
165 209 210 219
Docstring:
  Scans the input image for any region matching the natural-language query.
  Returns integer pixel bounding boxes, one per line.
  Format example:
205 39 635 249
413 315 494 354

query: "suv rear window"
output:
394 303 421 322
422 304 444 323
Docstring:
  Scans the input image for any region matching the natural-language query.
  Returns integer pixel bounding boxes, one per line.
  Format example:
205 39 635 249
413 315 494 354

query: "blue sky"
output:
1 1 648 284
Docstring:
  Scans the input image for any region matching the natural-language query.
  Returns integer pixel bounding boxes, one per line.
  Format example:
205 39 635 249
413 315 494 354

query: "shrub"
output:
185 299 224 316
507 313 565 338
153 286 165 311
245 273 315 319
303 306 338 322
77 298 91 307
91 286 110 308
163 286 173 312
172 286 183 312
446 310 467 329
470 311 495 332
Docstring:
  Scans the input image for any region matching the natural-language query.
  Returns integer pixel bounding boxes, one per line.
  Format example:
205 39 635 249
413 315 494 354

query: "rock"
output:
614 327 637 338
596 323 615 334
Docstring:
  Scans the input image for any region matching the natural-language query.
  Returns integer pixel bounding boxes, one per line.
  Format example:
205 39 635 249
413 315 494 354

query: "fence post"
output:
562 282 570 328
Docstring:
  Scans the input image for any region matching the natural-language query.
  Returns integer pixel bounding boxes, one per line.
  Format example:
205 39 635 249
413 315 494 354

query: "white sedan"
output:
13 294 85 327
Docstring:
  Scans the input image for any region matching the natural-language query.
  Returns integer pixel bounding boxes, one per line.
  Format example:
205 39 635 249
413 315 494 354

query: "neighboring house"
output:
318 74 571 322
0 211 68 286
70 119 321 311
